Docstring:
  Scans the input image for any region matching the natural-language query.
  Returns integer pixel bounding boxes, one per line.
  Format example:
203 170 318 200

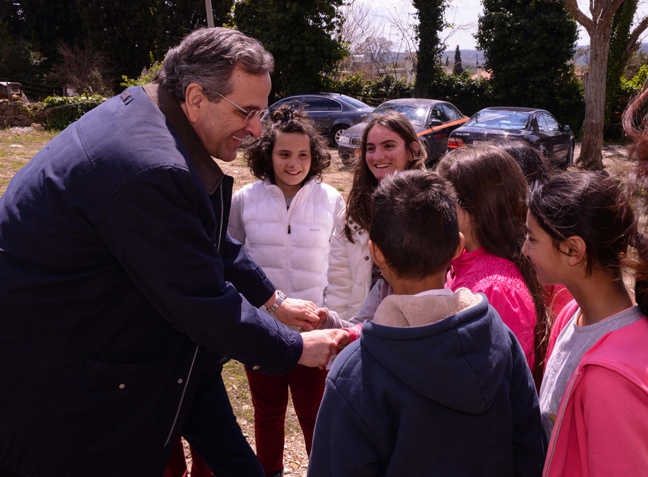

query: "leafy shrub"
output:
39 95 106 130
121 52 163 88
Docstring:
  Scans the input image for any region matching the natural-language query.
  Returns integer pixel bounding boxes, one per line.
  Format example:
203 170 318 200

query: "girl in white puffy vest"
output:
228 105 345 477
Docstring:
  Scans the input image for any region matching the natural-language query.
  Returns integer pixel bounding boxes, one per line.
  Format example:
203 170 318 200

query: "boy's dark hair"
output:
369 169 459 279
245 105 330 183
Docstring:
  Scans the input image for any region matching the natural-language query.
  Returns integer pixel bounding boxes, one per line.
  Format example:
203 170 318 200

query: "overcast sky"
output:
357 0 648 51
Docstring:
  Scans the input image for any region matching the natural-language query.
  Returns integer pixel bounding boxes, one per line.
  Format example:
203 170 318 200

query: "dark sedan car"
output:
447 107 575 166
336 98 469 167
266 93 374 144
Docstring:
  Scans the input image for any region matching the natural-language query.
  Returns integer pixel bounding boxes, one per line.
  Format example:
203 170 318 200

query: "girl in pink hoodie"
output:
438 146 551 389
523 166 648 476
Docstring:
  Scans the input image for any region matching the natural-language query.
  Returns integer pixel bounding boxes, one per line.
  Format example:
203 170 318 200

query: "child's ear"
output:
409 141 420 161
560 236 587 266
453 232 465 259
368 240 387 269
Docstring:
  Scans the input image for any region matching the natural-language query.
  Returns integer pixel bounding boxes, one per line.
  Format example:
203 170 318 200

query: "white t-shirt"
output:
539 304 643 439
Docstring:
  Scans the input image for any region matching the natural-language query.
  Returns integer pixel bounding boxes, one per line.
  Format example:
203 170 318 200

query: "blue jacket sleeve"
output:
221 231 275 308
96 165 301 374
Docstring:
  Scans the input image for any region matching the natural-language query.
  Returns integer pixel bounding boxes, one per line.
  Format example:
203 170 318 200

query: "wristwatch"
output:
266 290 287 315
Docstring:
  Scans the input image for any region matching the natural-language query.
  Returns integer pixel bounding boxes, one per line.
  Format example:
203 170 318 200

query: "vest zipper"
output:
288 224 291 234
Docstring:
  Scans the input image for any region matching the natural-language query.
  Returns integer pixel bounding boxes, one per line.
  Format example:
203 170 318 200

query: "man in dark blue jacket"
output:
0 28 341 477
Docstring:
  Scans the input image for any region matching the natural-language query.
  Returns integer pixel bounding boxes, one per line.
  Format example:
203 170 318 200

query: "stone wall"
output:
0 100 45 128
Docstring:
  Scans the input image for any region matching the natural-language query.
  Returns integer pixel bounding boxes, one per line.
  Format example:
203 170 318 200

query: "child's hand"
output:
274 297 319 331
314 308 328 330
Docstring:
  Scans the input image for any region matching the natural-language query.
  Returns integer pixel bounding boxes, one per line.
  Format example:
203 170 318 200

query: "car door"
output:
425 103 469 161
536 112 565 162
303 97 341 135
542 112 569 162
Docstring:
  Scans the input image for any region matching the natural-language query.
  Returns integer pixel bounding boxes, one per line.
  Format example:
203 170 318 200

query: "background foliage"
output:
477 0 584 131
232 0 347 100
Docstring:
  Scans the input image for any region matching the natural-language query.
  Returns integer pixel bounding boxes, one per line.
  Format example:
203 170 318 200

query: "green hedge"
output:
39 95 107 130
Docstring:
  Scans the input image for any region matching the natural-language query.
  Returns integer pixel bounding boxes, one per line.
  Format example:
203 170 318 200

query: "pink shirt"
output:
446 248 536 366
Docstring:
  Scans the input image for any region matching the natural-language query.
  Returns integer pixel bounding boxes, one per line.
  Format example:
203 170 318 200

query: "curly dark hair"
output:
244 105 331 183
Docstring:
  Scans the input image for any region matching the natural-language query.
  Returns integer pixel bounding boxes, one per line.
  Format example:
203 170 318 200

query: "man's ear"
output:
453 232 465 260
182 83 208 124
560 236 587 266
368 240 387 269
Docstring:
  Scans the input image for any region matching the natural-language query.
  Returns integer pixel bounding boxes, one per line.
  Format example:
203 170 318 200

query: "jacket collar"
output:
143 83 224 195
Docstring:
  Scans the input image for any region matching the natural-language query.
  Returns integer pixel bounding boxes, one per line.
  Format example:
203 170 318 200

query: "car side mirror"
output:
430 119 443 127
561 125 571 132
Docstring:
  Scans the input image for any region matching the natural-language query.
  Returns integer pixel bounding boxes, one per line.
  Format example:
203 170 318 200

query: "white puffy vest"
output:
234 178 343 307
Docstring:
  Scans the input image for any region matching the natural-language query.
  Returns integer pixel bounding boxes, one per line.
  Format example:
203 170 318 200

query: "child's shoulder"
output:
310 179 343 197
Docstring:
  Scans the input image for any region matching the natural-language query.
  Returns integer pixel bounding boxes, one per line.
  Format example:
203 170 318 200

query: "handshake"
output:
268 295 351 369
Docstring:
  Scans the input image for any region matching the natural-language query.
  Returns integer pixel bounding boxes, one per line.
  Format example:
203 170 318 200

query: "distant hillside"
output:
441 49 486 68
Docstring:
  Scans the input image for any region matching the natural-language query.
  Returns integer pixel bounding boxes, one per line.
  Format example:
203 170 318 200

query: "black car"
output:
448 107 575 166
336 98 469 167
266 93 374 144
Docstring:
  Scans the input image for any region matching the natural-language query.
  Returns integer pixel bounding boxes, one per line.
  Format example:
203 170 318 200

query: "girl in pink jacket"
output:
438 146 551 389
523 168 648 476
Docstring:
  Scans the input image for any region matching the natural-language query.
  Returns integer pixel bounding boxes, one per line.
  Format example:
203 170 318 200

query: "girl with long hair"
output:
326 111 426 320
437 145 551 388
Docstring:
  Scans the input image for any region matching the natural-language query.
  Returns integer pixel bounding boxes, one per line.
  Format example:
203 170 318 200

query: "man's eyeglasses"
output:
214 91 268 123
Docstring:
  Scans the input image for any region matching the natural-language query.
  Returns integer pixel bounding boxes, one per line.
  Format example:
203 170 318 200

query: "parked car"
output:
336 98 469 167
447 106 575 167
265 93 374 145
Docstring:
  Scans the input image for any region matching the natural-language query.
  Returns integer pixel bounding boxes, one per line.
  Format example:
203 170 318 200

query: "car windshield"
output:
465 111 531 130
341 96 372 109
365 104 430 127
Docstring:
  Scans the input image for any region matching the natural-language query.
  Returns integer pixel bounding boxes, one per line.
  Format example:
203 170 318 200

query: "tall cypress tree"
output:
453 45 463 75
413 0 446 98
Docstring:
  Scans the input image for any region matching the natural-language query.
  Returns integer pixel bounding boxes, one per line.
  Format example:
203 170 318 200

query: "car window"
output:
340 96 371 109
394 105 430 127
465 111 531 130
536 114 548 132
440 104 461 122
432 106 449 122
272 98 301 111
303 98 336 111
541 113 560 131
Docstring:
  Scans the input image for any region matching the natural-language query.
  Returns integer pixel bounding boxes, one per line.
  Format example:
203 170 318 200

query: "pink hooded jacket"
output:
446 248 536 366
543 304 648 476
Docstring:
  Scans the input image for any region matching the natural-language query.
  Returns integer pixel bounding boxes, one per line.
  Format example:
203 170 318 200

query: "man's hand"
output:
298 329 346 368
272 297 320 331
314 308 328 330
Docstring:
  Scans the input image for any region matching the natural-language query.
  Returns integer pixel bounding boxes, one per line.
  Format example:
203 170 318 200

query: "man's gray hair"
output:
154 27 274 102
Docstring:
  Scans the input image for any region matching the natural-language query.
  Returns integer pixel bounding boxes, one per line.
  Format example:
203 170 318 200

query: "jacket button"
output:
177 379 183 384
358 230 363 235
364 256 369 260
253 365 261 371
119 384 126 389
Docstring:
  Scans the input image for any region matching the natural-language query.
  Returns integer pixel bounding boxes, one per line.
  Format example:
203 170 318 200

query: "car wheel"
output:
332 125 348 146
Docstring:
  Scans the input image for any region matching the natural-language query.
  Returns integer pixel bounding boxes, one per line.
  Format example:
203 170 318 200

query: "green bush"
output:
39 95 107 130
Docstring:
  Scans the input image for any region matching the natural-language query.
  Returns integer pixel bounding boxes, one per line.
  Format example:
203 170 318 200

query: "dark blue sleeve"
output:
97 166 301 374
508 330 546 477
221 231 275 308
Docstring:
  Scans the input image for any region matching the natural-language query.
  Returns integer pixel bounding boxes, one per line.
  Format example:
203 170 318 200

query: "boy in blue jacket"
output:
308 169 545 476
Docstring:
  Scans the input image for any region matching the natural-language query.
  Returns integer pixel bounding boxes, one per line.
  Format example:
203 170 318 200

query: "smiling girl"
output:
326 112 426 320
228 105 344 477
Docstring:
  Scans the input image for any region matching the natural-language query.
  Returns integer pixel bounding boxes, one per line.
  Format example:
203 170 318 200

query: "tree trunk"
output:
577 21 613 170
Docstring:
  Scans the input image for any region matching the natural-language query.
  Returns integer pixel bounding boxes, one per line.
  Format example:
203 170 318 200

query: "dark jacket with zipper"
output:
0 84 302 477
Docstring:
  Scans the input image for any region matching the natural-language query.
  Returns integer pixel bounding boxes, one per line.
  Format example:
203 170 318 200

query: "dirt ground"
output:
0 127 636 476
